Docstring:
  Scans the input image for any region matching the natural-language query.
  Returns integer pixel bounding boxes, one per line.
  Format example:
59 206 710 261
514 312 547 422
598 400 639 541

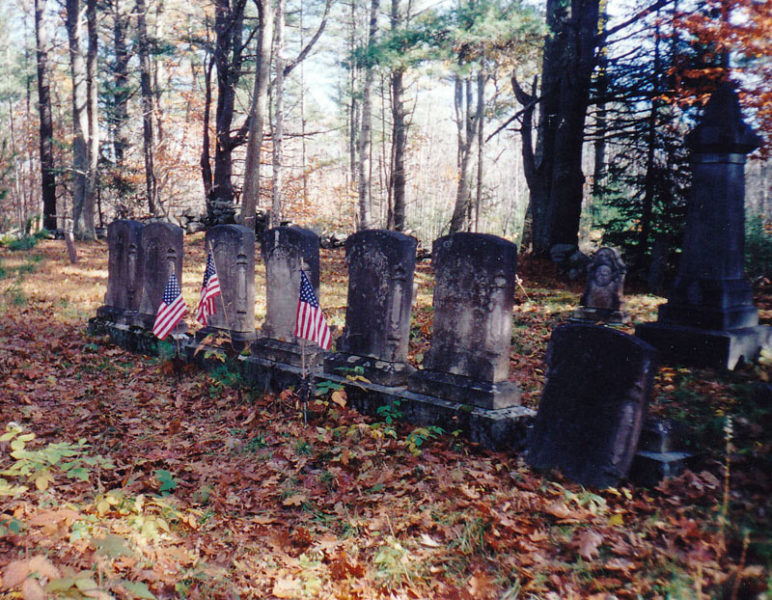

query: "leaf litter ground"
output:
0 238 769 600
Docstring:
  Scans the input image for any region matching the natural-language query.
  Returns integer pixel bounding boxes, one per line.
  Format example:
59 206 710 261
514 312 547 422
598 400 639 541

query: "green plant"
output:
0 423 114 493
405 426 444 455
155 469 178 494
745 215 772 281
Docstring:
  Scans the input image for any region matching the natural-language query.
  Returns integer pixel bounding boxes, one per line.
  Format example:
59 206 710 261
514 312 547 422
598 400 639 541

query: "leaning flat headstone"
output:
196 224 256 348
571 247 628 324
97 219 143 324
325 230 417 386
134 222 185 334
408 233 521 408
525 323 658 488
252 226 322 366
636 84 771 369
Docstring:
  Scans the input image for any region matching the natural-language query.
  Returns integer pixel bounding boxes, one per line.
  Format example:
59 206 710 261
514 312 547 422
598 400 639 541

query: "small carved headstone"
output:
525 324 658 488
571 247 628 324
197 225 256 346
134 222 185 333
98 219 143 324
325 230 417 386
252 226 322 366
407 233 521 408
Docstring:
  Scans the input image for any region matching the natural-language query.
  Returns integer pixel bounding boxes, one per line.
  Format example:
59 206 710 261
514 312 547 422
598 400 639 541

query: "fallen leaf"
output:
21 578 46 600
2 559 30 590
468 571 495 599
282 494 307 507
272 575 302 598
28 556 60 580
331 389 347 408
577 529 604 561
419 533 441 548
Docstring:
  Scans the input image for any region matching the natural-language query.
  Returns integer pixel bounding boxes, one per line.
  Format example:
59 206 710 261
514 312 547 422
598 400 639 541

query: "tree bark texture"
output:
241 0 273 228
271 0 285 227
86 0 99 232
357 0 380 231
66 0 92 238
517 0 600 256
449 74 478 234
137 0 157 216
34 0 57 231
110 0 131 195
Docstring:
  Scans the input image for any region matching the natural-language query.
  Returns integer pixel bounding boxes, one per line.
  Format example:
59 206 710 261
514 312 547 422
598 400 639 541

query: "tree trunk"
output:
449 73 477 234
389 0 407 231
348 0 359 192
209 0 247 224
34 0 57 231
85 0 98 235
111 0 131 197
136 0 157 216
357 0 380 231
66 0 91 239
270 0 285 228
517 0 600 256
241 0 273 228
201 52 214 200
474 68 484 232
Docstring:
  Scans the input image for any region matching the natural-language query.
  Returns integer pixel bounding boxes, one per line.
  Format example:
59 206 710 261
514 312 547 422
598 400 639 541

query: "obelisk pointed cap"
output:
687 82 761 154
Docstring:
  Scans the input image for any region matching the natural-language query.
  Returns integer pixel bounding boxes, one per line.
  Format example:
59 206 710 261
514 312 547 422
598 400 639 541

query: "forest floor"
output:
0 236 770 600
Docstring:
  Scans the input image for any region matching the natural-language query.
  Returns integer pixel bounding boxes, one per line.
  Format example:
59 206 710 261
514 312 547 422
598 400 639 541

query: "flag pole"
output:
205 238 233 348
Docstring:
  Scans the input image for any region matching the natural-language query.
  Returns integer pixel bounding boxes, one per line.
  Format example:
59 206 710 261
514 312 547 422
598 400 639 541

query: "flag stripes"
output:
294 270 332 350
153 273 187 340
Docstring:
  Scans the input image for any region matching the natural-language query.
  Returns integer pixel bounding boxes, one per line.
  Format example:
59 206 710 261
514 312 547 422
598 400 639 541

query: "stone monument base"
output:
87 317 189 356
195 326 256 354
408 369 521 410
635 322 771 370
252 337 324 369
325 352 414 387
570 307 628 325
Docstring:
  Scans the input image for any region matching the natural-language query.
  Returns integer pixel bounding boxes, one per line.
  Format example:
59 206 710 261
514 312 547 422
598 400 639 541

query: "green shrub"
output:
745 215 772 280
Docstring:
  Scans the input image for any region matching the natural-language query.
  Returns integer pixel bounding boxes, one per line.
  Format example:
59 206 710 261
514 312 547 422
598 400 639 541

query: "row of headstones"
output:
97 218 679 488
98 221 525 409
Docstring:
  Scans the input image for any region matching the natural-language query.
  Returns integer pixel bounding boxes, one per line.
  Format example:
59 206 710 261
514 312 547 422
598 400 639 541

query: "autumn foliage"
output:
0 239 770 599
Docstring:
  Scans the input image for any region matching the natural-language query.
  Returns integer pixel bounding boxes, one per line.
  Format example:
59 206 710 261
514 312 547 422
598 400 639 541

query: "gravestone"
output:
525 324 658 488
196 224 256 348
134 222 185 334
636 84 771 369
407 233 521 408
252 226 322 366
324 230 417 386
97 220 143 324
571 247 628 324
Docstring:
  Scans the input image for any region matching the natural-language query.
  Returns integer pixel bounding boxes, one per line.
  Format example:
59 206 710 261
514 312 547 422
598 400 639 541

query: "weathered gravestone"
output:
97 219 143 324
325 230 417 386
252 226 322 366
636 84 771 369
571 247 628 324
134 222 185 334
407 233 521 408
196 225 256 348
525 324 658 488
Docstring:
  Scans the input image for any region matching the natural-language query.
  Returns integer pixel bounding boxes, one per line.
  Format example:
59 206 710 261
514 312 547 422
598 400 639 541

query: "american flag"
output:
294 270 331 350
195 250 221 325
153 272 187 340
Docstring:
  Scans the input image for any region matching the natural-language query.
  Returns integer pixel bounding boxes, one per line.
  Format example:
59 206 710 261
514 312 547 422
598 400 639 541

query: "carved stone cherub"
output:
571 247 628 324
